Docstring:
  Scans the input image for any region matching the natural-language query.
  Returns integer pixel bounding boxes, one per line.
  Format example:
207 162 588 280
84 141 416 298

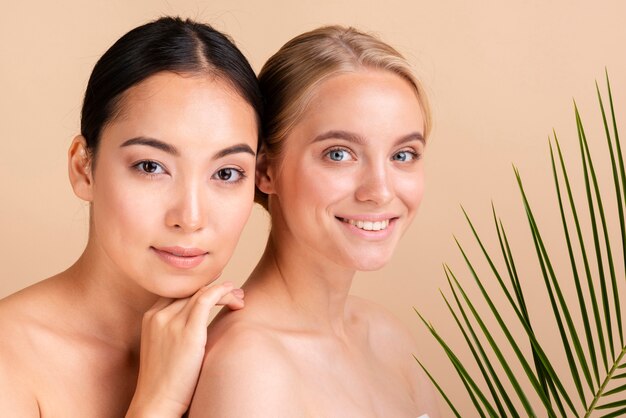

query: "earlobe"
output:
255 147 275 195
68 135 94 202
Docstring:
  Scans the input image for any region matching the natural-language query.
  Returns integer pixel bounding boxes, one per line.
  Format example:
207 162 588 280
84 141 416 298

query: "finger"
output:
216 291 245 310
142 299 190 334
178 281 233 319
144 297 174 317
154 296 190 317
185 283 237 330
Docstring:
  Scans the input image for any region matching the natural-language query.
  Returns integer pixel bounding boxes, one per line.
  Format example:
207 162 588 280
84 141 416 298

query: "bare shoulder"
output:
189 312 304 418
0 357 40 416
0 283 49 358
346 296 426 379
0 277 64 347
0 283 60 416
346 295 417 352
347 296 441 417
205 310 291 362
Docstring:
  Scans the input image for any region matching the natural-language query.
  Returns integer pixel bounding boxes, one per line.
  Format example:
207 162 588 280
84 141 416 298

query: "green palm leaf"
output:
417 72 626 417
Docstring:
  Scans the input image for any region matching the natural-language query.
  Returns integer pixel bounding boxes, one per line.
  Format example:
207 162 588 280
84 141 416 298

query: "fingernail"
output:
232 288 244 297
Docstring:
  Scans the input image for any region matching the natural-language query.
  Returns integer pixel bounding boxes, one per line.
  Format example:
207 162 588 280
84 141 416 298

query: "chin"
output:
146 278 206 299
355 261 389 271
343 254 392 272
345 243 398 271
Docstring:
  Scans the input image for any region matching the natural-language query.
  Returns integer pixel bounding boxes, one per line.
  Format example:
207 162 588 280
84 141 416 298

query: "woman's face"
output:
79 72 258 298
263 69 425 271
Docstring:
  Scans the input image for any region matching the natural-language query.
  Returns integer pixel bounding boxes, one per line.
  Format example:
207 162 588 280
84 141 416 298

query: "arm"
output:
188 328 305 418
126 282 245 418
0 361 40 417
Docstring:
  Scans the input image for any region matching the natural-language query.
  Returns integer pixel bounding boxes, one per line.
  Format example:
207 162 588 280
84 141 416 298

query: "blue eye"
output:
326 148 352 162
213 167 245 183
392 150 419 162
134 160 166 175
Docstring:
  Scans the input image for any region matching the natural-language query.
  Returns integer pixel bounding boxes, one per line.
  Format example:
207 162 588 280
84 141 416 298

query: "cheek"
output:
92 177 162 243
286 165 356 206
212 186 255 244
396 171 425 212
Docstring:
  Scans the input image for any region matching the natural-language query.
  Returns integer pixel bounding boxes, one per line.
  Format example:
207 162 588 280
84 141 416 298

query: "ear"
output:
68 135 94 202
255 146 276 195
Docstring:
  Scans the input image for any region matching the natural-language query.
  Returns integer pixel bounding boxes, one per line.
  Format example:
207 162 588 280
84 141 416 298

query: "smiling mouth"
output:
336 217 392 231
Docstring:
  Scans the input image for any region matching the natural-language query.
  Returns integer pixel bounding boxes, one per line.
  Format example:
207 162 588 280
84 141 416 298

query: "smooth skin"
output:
189 69 440 417
0 72 258 417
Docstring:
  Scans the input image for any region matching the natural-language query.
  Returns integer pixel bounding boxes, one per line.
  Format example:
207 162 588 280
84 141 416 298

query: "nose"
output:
354 162 393 205
165 180 207 233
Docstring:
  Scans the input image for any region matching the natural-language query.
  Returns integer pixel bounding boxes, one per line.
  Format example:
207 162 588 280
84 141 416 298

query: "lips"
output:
151 246 208 269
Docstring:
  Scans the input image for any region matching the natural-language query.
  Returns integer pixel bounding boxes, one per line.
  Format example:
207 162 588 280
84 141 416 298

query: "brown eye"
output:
218 168 233 180
212 167 245 183
133 160 166 175
142 161 160 173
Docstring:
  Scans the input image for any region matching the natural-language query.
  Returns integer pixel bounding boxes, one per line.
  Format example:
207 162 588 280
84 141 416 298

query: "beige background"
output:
2 1 626 415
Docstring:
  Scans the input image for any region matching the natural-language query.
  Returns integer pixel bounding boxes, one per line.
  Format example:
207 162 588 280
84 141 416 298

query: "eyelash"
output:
131 160 247 184
392 149 421 162
324 147 355 162
211 167 247 184
323 147 422 163
132 160 167 178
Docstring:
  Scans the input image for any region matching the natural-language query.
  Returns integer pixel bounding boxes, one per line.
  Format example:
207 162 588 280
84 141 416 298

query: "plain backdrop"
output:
2 1 626 416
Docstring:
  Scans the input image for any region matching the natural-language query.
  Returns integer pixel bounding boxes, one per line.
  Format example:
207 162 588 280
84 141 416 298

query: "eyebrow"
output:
120 137 179 156
313 130 366 145
312 130 425 146
213 143 256 159
394 132 425 146
120 137 255 159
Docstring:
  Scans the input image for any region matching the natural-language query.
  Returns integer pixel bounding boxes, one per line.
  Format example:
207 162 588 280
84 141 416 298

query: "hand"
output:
126 282 244 418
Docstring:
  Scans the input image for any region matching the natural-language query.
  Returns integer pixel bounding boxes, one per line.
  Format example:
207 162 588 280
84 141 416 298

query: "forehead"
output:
113 72 243 125
100 72 258 153
295 69 424 140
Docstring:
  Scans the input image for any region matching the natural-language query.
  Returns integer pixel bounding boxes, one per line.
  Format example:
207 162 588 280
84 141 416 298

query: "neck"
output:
246 232 356 337
60 236 158 353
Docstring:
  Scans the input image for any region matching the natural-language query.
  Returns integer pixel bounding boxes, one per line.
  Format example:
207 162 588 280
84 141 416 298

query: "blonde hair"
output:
256 25 431 209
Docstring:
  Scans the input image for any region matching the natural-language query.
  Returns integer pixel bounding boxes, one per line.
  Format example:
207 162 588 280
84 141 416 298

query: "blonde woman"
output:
190 26 439 417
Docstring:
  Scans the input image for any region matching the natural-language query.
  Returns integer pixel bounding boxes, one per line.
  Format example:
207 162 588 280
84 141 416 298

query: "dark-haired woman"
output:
0 17 261 417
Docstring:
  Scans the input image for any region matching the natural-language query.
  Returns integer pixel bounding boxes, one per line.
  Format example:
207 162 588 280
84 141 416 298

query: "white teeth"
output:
345 218 390 231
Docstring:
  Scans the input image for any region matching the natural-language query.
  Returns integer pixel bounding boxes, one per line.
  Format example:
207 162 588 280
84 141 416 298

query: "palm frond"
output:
417 73 625 417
